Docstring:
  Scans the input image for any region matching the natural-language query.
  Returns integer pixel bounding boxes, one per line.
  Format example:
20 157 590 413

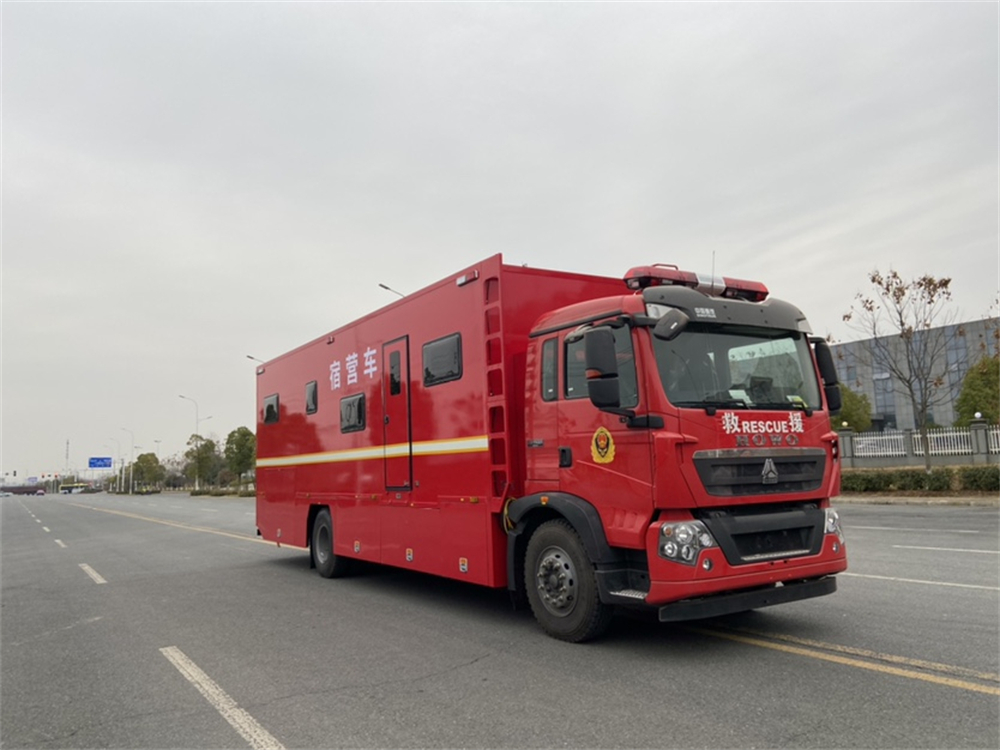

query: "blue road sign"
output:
89 457 113 469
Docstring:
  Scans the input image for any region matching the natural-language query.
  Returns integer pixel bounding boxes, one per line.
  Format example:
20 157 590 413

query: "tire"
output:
311 508 350 578
524 519 613 642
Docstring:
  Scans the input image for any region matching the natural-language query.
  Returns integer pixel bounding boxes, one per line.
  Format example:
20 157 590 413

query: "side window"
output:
541 338 558 402
305 381 318 415
564 327 639 407
263 394 279 424
565 337 587 399
423 333 462 387
389 351 401 396
614 327 639 409
340 394 366 433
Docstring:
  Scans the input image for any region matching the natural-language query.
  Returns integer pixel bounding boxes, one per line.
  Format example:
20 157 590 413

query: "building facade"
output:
830 317 998 430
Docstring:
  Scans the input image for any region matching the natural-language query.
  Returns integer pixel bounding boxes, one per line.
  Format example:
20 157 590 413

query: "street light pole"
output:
108 437 122 494
121 427 135 495
179 395 201 491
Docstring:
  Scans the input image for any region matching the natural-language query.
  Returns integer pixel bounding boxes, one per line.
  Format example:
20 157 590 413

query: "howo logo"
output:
720 411 805 447
761 458 779 484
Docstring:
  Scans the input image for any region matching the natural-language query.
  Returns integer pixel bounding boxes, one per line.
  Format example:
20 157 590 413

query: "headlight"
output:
825 508 844 542
659 521 716 566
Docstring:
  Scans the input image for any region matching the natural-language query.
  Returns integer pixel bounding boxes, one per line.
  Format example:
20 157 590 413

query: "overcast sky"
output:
2 1 997 481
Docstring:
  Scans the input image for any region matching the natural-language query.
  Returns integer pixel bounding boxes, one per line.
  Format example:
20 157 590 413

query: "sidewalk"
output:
837 492 999 507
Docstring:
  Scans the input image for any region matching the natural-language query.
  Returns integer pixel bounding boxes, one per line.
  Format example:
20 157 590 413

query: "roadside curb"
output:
837 493 999 507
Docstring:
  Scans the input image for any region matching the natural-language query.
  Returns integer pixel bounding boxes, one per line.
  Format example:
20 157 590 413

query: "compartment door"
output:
383 337 412 490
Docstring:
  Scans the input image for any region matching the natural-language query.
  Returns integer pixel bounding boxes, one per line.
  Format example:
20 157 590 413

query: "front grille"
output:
693 448 826 496
697 503 825 566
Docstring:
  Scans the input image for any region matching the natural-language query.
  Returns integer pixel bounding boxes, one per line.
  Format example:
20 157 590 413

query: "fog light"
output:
702 558 713 571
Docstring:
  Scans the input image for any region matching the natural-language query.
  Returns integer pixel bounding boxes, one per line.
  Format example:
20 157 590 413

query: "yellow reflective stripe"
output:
256 435 489 469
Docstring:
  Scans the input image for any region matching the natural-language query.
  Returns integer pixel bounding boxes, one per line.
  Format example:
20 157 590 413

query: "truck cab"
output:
509 265 847 640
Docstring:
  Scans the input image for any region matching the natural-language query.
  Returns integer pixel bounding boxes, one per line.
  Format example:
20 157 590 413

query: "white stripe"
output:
842 572 999 591
42 526 50 532
160 647 285 750
78 563 107 584
256 436 489 468
55 539 67 548
892 545 999 555
850 526 980 534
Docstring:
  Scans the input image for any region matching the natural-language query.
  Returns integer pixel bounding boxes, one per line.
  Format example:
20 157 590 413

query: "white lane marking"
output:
42 527 50 532
842 572 999 591
35 519 41 523
892 545 999 555
78 563 107 584
55 539 67 548
160 646 285 750
850 526 980 534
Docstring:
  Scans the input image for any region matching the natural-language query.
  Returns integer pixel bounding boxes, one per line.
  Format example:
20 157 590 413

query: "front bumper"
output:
657 576 836 622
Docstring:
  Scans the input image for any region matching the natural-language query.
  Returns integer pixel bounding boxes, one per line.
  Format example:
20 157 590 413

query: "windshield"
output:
653 324 822 410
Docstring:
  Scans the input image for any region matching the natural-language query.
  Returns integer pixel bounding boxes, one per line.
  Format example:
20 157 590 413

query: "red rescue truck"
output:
255 254 847 641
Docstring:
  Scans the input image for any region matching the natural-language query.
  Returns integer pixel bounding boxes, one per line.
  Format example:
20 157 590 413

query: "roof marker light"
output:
624 264 768 302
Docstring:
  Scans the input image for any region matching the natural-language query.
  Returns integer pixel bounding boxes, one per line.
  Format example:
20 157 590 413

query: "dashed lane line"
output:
160 646 285 750
78 563 107 584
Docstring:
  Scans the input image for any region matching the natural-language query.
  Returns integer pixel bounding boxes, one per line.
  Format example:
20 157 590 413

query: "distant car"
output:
35 489 45 495
0 491 12 497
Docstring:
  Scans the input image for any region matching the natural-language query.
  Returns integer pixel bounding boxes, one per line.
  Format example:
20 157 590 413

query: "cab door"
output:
383 337 412 490
557 326 653 549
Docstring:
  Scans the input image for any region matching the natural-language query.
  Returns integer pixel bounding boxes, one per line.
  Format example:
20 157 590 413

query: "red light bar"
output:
623 265 768 302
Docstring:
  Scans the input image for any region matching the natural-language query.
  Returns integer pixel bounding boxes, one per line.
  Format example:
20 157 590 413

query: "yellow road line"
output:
691 627 1000 696
720 626 1000 682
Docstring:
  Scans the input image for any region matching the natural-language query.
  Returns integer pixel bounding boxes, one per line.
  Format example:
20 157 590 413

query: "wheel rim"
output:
535 545 578 618
315 524 330 565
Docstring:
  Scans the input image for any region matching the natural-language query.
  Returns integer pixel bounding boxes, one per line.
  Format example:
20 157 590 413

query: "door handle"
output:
559 447 573 468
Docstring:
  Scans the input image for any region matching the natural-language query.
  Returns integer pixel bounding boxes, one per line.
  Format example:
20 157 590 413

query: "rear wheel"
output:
524 519 613 642
311 508 350 578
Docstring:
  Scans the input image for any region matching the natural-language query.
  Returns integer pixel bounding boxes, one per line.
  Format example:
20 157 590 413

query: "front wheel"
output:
524 519 613 642
311 508 350 578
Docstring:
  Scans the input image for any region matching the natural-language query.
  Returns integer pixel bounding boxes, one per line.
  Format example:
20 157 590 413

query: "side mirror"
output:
652 308 689 341
583 327 621 409
825 384 842 414
811 338 839 386
811 338 841 413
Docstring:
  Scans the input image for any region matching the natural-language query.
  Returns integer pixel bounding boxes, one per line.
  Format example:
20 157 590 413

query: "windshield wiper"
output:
752 401 815 416
671 398 749 414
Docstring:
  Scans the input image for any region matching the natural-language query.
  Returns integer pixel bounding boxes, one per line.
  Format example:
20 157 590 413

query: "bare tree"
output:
843 270 959 471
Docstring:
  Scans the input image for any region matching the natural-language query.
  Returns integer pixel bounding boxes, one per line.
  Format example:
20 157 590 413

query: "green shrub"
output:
842 471 892 492
842 468 956 492
891 470 927 491
925 469 954 492
958 466 1000 492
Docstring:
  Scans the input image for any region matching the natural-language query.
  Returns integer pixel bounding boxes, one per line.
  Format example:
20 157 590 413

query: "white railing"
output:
989 426 1000 455
912 428 973 456
852 431 907 458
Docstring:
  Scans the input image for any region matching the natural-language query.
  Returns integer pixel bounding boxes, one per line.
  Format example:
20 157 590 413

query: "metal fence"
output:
844 424 999 465
852 431 907 458
912 428 975 457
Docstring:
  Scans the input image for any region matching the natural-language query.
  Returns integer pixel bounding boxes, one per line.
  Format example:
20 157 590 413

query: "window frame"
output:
263 394 279 424
305 380 318 415
340 393 366 433
422 333 463 387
